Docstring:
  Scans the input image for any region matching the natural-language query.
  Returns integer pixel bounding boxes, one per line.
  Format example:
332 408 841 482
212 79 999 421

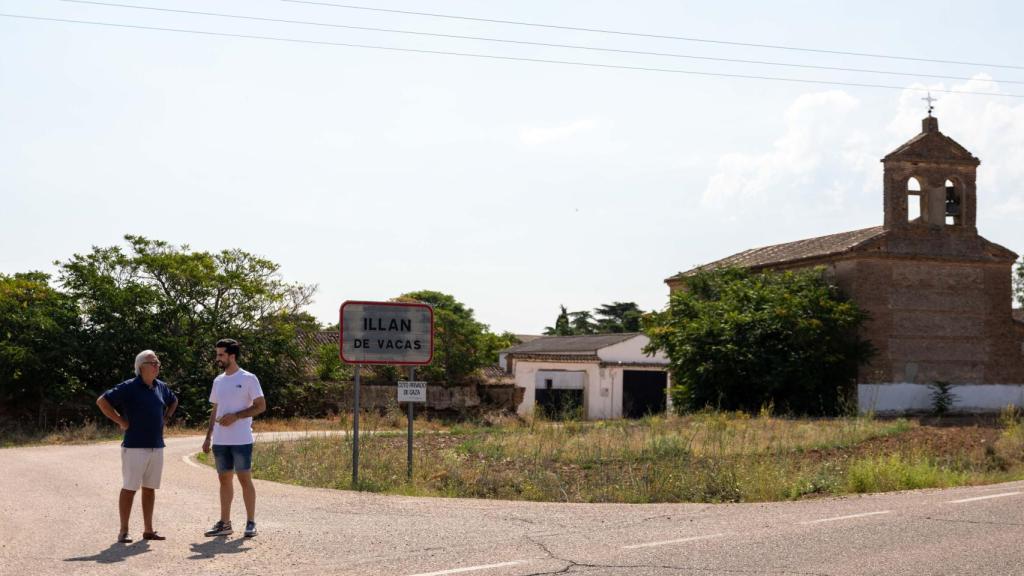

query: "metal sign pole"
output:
353 364 360 487
407 366 414 481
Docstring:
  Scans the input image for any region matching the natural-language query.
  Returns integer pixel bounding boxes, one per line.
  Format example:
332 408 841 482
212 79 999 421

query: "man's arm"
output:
164 398 178 424
96 395 129 431
202 403 217 453
216 397 267 427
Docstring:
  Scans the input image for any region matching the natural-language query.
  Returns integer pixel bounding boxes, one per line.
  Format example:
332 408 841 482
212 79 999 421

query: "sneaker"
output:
244 520 257 538
204 520 233 537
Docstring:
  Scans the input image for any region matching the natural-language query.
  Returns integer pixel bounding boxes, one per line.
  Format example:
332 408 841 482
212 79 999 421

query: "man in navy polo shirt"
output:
96 349 178 543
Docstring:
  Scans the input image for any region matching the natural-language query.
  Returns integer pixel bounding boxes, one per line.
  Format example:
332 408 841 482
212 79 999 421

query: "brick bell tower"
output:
881 108 980 234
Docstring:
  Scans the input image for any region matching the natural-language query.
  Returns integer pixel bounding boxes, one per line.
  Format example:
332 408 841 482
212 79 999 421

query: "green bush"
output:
644 267 873 416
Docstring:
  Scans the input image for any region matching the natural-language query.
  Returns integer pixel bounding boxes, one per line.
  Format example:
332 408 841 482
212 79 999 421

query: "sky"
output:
2 0 1022 334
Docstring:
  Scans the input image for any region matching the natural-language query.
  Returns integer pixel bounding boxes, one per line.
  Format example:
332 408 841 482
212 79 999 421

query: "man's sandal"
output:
117 533 133 543
142 532 166 541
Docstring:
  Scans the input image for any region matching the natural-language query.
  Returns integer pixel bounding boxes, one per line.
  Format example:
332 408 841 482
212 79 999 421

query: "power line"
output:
284 0 1024 71
2 12 1021 98
55 0 1024 86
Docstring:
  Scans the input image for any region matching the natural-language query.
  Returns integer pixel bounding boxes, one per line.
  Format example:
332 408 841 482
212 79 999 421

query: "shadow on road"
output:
188 536 253 560
65 540 151 563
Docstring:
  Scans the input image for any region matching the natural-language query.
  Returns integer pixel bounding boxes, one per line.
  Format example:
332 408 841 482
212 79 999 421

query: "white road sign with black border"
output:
397 381 427 403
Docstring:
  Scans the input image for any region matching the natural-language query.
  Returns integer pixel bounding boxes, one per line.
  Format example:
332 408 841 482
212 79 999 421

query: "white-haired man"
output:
96 350 178 543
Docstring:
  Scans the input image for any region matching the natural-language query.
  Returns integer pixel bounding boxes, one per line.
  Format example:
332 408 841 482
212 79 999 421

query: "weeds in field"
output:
243 411 1024 504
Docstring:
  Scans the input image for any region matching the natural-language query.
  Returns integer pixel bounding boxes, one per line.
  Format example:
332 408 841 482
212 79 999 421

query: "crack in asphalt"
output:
914 515 1024 527
521 560 833 576
521 533 833 576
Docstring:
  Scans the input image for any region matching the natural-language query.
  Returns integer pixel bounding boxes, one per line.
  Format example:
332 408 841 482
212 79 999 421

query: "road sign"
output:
397 381 427 403
340 301 433 365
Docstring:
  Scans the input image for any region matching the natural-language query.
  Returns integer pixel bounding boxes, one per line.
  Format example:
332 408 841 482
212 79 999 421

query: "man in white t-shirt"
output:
201 338 266 538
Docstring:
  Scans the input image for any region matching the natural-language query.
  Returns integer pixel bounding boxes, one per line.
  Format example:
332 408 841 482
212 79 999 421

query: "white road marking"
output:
622 533 729 549
181 452 205 470
404 560 527 576
947 491 1021 504
799 510 891 525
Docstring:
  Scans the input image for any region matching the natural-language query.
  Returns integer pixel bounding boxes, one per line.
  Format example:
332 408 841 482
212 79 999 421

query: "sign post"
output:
397 373 427 480
340 301 433 488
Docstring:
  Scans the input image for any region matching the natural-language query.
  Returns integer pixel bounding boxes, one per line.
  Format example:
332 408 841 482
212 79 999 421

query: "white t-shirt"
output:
209 368 264 445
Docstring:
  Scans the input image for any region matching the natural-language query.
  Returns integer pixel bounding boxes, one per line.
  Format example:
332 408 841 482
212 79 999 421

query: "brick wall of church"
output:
833 257 1024 385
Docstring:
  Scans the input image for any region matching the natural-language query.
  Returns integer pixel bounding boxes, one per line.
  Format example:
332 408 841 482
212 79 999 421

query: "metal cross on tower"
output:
922 92 937 117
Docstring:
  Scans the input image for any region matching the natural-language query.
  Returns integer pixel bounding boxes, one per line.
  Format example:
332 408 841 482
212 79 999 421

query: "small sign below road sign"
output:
397 381 427 403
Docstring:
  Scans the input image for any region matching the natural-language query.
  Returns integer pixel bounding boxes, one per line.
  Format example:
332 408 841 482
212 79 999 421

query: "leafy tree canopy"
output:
543 305 573 336
544 301 644 335
55 235 317 423
643 267 873 416
394 290 499 385
0 272 84 425
1014 257 1023 308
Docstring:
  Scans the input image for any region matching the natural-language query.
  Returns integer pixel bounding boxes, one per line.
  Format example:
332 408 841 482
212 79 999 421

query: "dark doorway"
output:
535 388 583 419
535 376 584 419
622 370 667 418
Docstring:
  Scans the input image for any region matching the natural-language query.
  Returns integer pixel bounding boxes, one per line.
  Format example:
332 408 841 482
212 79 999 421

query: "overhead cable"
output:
55 0 1024 85
283 0 1024 71
2 12 1020 98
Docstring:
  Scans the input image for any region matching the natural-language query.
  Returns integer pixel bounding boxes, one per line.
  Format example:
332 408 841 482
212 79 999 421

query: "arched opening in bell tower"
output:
906 177 922 222
945 178 961 226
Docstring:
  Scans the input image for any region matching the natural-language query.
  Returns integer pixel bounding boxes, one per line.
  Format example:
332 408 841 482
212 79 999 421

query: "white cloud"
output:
887 75 1024 223
702 90 874 216
703 78 1024 232
519 118 598 145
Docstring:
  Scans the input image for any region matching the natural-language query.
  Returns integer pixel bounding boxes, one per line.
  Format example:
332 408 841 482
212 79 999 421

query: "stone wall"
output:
329 382 518 415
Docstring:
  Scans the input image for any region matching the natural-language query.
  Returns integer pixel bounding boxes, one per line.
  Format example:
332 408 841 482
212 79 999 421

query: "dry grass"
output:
0 411 431 448
248 409 1024 503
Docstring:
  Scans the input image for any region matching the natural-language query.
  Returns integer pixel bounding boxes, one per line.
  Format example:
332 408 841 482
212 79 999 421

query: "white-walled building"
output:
503 333 671 419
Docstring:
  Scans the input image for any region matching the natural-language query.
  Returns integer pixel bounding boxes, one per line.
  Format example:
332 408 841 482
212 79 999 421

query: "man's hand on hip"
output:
217 413 239 427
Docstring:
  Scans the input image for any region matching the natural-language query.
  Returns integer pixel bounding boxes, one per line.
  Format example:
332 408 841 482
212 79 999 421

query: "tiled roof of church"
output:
668 226 885 280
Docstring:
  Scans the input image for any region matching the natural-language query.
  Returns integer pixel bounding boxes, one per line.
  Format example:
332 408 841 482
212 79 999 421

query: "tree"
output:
543 305 573 336
568 311 597 335
0 272 84 426
1014 257 1023 308
594 301 643 333
479 330 520 364
544 302 643 335
395 290 492 385
644 267 873 416
56 235 317 423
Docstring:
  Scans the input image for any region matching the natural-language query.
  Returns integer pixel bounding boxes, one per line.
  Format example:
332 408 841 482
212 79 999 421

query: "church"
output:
666 111 1024 413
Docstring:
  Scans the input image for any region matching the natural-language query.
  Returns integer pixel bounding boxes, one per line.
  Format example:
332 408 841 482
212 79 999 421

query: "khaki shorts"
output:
121 447 164 491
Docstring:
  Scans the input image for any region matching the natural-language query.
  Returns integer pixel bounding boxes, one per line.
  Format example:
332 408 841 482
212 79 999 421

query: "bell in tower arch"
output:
945 179 961 225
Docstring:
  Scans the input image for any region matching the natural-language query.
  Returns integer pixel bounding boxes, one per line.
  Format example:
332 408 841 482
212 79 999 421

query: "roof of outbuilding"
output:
667 226 885 280
506 354 603 363
502 333 640 355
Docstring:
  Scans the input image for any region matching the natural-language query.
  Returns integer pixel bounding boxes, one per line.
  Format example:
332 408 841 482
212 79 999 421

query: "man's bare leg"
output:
218 472 234 522
141 487 155 533
118 489 135 535
237 471 256 522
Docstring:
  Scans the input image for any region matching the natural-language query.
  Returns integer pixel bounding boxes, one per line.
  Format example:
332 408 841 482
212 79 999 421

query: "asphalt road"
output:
1 433 1022 576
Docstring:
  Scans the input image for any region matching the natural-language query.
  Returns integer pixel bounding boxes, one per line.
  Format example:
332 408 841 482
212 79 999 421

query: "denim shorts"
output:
212 443 253 473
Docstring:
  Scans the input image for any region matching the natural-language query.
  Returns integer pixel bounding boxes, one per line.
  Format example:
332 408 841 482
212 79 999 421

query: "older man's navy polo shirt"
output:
102 377 177 448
